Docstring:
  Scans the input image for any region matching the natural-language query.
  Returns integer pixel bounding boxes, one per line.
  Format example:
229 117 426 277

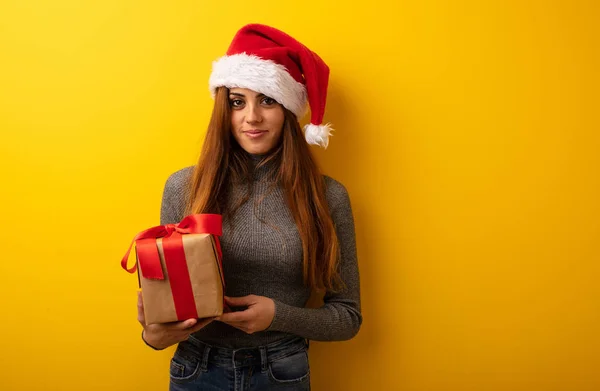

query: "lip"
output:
243 129 267 139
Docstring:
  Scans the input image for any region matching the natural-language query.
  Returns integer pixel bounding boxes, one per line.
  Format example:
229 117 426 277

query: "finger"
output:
137 291 145 325
224 295 256 307
217 310 253 323
175 318 198 330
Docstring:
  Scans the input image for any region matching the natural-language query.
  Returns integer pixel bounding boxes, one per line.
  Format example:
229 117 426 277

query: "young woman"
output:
136 23 362 390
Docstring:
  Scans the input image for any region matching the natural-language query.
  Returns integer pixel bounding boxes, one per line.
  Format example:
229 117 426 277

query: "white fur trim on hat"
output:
209 53 307 118
304 123 333 149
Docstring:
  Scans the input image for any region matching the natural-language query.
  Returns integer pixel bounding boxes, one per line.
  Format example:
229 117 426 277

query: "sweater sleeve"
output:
266 177 363 341
160 167 193 226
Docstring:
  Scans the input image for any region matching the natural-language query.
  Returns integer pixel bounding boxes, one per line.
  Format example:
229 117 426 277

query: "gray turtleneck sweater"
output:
160 161 362 348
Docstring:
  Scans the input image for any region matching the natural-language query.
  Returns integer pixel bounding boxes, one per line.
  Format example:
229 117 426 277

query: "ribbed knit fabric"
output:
160 157 361 348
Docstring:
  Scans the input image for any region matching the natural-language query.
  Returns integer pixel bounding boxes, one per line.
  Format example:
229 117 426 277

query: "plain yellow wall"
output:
1 1 598 390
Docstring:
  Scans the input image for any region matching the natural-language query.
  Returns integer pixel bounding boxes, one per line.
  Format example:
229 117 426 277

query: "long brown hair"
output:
185 87 341 292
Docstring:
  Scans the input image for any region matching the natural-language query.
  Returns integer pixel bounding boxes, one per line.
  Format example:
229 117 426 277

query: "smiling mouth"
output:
244 130 267 134
243 130 267 139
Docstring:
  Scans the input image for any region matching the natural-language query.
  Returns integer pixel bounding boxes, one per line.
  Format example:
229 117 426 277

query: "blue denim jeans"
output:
169 335 311 391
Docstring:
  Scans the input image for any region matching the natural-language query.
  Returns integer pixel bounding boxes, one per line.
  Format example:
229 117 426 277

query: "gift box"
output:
121 214 225 325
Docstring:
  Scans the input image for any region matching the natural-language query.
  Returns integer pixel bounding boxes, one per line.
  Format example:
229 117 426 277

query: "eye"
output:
261 97 276 106
229 99 244 108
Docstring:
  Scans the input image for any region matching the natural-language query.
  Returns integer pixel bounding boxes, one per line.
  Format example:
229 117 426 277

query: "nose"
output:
245 103 263 124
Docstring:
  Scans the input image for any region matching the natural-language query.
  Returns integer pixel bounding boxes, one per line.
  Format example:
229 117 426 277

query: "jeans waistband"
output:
183 335 309 370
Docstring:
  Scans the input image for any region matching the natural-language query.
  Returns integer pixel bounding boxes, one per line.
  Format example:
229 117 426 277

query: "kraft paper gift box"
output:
121 214 225 325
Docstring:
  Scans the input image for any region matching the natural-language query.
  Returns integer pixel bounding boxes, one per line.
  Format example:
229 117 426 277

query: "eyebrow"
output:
229 92 266 98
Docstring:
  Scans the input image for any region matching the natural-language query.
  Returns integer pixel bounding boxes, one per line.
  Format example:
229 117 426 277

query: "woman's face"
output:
229 88 285 155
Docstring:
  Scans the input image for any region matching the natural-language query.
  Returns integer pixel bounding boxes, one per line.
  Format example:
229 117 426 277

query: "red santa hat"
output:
209 24 333 148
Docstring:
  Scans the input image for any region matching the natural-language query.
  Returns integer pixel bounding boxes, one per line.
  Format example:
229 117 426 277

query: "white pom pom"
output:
303 123 334 149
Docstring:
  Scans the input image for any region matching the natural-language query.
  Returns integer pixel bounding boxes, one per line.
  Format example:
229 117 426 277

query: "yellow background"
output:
1 1 598 390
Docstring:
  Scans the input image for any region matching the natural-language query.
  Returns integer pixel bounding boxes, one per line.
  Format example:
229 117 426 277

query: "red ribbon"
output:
121 214 224 320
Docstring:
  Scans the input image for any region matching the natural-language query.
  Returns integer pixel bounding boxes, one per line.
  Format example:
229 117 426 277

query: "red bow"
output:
121 214 222 275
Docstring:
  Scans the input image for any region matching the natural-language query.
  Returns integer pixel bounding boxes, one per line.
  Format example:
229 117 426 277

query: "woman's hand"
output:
137 291 214 350
216 295 275 334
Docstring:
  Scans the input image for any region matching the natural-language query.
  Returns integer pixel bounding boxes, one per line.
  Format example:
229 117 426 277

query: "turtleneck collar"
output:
242 151 279 183
248 153 265 163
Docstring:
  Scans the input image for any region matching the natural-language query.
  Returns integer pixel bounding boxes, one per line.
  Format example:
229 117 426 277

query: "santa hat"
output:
209 24 333 148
